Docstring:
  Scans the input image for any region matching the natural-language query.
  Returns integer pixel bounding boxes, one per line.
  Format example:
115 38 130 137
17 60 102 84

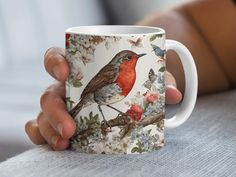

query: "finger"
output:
40 82 76 139
44 47 69 82
165 71 182 104
37 112 69 150
25 119 47 145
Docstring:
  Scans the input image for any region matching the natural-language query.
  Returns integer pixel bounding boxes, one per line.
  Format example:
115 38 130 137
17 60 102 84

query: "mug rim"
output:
66 25 165 36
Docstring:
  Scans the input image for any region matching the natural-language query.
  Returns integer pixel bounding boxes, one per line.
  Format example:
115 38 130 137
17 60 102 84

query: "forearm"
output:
138 0 236 95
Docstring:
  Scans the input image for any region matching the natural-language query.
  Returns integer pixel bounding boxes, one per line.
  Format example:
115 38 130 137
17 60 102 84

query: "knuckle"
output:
40 91 50 107
39 84 65 116
25 120 33 135
33 137 46 145
42 126 52 138
37 121 52 144
25 120 46 145
44 55 56 72
44 47 62 58
40 87 54 108
44 47 54 58
44 47 65 64
36 112 44 125
43 129 58 147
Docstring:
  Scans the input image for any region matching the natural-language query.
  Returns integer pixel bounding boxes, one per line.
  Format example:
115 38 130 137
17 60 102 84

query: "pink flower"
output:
144 92 159 104
76 72 84 80
126 104 143 121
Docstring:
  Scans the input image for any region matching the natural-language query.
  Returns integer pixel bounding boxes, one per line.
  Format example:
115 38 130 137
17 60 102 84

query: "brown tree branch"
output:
75 112 164 139
135 112 164 127
101 112 164 129
118 112 164 138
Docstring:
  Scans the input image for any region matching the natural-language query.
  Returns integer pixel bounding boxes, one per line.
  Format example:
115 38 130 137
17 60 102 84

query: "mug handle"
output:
165 40 198 128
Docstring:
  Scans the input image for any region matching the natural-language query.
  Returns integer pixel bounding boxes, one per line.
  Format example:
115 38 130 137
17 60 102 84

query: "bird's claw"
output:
102 120 112 130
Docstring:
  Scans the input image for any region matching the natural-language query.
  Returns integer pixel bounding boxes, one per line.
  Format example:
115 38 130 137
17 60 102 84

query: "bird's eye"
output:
127 56 132 60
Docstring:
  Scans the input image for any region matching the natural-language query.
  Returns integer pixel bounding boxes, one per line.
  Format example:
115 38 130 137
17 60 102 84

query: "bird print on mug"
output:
69 50 147 124
151 44 166 61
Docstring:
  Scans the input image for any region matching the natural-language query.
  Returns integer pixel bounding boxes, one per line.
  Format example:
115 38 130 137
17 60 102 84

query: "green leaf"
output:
65 97 75 109
94 114 99 120
158 66 165 72
93 116 99 123
150 35 157 42
143 101 149 111
73 80 83 87
150 34 163 41
69 103 72 109
69 50 77 55
82 60 86 66
80 116 84 124
136 141 142 148
70 40 76 46
131 147 139 153
89 112 93 119
84 116 89 122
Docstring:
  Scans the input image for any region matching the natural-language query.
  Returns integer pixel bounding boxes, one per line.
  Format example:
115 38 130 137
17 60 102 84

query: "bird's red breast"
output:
115 58 138 96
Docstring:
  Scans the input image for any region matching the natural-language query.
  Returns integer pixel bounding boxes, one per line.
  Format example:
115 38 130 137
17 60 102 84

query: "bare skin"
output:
25 47 182 150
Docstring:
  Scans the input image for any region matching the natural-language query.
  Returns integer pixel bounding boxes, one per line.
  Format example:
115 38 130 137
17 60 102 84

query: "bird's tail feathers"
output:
69 94 93 118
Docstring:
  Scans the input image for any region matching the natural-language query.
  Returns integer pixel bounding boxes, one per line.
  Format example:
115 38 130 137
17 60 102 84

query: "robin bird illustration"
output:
69 50 146 123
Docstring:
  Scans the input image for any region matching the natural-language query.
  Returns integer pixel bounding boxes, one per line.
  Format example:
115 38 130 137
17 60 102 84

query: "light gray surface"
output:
0 0 107 67
0 90 235 177
0 62 51 161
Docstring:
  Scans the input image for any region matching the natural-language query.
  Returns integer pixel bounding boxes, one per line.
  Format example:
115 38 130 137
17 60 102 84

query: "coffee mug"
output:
65 25 197 154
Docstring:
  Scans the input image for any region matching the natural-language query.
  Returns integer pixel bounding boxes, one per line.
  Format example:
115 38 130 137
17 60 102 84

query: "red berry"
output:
66 33 71 40
65 33 71 47
126 104 143 121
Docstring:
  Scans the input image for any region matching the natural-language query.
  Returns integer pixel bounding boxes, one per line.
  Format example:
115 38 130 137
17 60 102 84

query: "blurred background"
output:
0 0 187 161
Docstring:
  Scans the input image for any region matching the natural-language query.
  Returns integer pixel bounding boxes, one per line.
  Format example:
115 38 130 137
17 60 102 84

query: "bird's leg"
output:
106 105 127 117
106 105 125 114
98 105 111 128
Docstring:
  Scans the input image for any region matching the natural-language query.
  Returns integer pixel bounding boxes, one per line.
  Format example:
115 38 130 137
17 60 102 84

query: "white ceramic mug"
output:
65 25 198 154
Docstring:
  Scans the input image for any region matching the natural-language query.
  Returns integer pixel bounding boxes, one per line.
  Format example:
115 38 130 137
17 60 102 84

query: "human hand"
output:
25 47 182 150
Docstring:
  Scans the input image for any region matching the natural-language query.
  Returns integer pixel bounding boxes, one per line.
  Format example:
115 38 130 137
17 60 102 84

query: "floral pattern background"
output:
66 32 166 154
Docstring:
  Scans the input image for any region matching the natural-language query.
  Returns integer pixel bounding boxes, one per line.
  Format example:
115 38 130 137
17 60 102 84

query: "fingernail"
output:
166 84 177 90
51 136 59 146
53 66 60 79
57 123 63 136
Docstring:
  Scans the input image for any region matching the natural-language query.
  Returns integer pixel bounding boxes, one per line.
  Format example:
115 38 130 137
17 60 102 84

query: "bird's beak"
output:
137 53 147 58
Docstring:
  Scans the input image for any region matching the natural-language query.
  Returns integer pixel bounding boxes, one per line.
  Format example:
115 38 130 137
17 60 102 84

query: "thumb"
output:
165 71 182 104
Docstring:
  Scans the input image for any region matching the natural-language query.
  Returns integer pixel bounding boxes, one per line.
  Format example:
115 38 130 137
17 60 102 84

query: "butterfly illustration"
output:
128 38 143 48
143 68 158 89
